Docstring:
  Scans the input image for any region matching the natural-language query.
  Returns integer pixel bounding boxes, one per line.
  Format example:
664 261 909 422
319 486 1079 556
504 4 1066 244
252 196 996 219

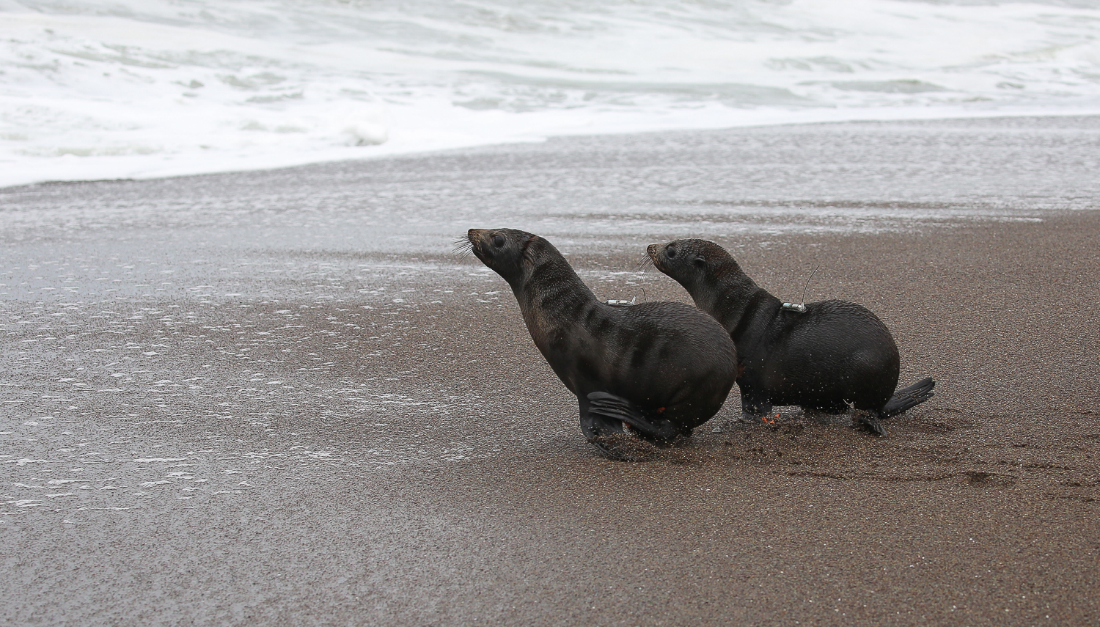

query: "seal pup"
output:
647 238 934 436
465 228 737 458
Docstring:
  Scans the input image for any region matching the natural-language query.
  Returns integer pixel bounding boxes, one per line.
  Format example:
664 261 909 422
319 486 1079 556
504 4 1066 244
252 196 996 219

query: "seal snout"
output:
467 228 492 261
647 243 666 270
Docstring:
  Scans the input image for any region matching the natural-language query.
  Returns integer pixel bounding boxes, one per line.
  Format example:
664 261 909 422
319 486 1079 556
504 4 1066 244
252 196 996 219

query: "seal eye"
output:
492 234 505 248
666 246 677 259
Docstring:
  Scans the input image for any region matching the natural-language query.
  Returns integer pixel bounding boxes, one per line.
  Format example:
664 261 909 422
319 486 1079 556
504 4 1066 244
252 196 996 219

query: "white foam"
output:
2 0 1100 187
131 457 188 463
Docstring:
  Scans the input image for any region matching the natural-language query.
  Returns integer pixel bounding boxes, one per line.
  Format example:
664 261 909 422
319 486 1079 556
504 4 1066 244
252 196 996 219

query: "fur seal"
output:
647 238 934 436
465 228 737 458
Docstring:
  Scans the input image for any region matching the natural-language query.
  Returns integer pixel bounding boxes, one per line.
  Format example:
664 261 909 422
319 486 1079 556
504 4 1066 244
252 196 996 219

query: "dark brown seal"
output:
466 228 737 458
648 238 934 436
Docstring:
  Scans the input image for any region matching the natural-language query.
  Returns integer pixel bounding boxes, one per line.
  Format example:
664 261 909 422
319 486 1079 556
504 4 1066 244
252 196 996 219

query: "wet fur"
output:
467 229 737 457
648 239 933 435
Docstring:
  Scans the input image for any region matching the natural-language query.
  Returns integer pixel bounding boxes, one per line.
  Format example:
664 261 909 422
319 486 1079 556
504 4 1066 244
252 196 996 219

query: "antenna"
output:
781 263 821 314
800 263 821 306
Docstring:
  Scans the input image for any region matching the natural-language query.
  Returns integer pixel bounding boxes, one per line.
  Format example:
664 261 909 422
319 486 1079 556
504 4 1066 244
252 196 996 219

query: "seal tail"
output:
880 377 935 419
586 392 679 441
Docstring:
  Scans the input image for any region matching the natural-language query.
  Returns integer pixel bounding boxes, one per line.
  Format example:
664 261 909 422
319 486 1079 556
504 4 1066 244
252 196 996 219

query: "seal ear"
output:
692 255 706 268
520 234 540 263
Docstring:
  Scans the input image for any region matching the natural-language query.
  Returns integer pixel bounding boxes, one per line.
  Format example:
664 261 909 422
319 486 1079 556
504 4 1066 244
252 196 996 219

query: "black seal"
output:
648 238 933 436
466 228 737 458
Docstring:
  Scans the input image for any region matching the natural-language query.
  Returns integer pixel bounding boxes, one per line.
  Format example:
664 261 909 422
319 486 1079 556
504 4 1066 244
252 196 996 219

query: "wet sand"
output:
2 117 1098 625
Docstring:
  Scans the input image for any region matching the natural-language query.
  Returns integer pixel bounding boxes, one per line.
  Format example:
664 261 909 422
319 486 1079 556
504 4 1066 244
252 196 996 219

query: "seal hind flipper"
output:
586 392 679 441
881 377 935 419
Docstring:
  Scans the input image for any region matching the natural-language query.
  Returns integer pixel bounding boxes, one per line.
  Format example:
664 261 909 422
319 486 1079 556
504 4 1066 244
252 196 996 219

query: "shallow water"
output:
3 117 1098 505
4 116 1097 254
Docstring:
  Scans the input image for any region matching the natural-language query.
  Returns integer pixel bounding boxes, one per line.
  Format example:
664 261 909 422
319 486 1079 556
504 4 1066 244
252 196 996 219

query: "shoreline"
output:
5 108 1100 191
2 117 1098 624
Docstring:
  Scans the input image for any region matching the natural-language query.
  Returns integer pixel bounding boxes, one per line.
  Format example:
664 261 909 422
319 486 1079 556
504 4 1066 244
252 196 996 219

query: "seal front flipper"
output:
586 392 679 441
881 377 935 418
737 391 773 425
856 411 888 437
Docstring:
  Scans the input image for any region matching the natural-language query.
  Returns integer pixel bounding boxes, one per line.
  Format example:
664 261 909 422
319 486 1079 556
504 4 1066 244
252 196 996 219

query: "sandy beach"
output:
2 116 1098 625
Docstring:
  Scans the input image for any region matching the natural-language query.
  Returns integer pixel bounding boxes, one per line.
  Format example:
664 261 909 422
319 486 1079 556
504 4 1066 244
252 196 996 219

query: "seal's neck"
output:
508 239 597 338
691 259 776 340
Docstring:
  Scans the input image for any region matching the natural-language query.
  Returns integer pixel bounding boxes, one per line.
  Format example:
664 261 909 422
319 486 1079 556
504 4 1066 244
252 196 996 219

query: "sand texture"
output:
1 117 1098 625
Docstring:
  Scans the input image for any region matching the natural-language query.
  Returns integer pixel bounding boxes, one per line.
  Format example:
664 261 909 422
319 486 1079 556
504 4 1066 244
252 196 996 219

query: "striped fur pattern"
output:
466 228 737 451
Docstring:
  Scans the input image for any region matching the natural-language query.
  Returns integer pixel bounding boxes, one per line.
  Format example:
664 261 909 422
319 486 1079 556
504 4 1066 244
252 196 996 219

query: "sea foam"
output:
2 0 1099 187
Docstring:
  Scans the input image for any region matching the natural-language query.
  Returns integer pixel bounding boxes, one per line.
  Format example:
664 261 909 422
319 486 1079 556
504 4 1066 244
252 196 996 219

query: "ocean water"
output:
2 0 1099 188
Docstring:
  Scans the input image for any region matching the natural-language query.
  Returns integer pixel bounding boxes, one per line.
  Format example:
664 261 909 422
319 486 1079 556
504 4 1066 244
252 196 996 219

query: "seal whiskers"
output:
452 236 475 259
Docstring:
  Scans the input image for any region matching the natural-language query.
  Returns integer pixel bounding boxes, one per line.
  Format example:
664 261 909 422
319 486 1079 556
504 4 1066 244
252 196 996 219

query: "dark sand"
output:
2 117 1098 625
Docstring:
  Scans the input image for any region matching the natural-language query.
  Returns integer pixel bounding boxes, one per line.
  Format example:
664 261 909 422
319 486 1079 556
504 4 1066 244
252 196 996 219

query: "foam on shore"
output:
3 0 1100 188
